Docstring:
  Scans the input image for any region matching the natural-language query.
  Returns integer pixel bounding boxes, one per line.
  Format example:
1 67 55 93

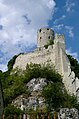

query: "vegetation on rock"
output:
42 83 79 111
0 63 62 107
67 55 79 78
7 53 24 72
7 55 18 72
4 104 24 119
0 54 79 115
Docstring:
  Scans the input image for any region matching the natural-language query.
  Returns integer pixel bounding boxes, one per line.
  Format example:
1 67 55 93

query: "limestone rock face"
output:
27 78 47 92
12 78 47 110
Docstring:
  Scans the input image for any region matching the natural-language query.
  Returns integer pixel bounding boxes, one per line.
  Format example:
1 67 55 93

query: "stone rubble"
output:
58 108 79 119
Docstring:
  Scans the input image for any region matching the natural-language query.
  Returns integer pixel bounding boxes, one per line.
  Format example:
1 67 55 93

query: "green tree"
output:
23 63 62 83
7 53 24 72
3 75 30 106
42 82 64 111
67 55 79 78
63 91 79 109
7 55 18 72
4 104 24 119
42 83 79 119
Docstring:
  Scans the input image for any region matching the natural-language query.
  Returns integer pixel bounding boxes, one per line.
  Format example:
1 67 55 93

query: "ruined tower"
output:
37 28 54 48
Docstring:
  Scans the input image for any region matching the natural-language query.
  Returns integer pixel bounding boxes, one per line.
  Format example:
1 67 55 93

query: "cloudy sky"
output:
0 0 79 71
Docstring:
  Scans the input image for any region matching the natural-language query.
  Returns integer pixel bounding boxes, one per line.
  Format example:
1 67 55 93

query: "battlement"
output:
55 33 64 39
54 33 65 44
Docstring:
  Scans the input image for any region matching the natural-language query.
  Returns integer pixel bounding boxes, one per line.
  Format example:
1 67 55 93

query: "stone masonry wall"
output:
13 47 55 70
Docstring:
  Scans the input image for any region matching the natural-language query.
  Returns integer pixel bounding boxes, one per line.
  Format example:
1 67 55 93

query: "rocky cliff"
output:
12 78 48 111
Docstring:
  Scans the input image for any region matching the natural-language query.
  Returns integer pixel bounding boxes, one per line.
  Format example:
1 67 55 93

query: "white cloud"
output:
0 0 56 71
0 64 8 72
54 15 66 24
65 0 75 12
53 24 64 30
52 24 74 39
66 48 79 62
65 25 74 38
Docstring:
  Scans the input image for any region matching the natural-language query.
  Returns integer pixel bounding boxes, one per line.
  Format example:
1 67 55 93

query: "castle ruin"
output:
13 28 79 99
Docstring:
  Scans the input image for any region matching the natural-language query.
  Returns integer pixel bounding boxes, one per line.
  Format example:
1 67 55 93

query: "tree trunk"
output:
54 111 57 119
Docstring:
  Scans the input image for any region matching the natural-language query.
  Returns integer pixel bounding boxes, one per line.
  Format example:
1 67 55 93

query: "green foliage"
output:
44 44 48 49
4 104 24 119
48 39 54 45
1 70 30 107
7 53 24 72
42 82 64 111
1 63 62 108
63 91 78 108
67 55 79 78
7 55 18 72
42 83 79 111
23 63 62 83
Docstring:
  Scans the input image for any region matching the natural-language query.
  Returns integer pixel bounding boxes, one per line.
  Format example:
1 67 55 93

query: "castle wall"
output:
13 48 55 70
53 40 73 93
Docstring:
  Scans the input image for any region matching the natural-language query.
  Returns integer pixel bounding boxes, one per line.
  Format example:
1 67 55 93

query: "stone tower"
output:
0 80 4 118
37 28 54 48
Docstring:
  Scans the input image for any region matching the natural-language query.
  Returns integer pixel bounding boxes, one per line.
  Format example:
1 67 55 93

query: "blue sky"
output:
51 0 79 59
0 0 79 71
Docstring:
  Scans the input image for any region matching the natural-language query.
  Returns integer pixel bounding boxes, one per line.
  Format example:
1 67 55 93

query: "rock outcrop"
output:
58 108 79 119
12 78 48 110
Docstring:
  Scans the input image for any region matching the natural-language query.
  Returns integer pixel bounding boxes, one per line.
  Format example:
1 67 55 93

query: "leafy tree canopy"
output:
67 55 79 78
7 53 24 72
42 83 79 111
4 104 24 119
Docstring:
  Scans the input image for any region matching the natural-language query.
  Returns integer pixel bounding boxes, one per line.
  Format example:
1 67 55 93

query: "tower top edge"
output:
55 33 65 39
37 27 54 32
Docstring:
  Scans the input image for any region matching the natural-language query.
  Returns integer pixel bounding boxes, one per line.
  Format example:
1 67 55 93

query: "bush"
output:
23 63 62 83
7 55 18 72
4 104 24 119
67 55 79 78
